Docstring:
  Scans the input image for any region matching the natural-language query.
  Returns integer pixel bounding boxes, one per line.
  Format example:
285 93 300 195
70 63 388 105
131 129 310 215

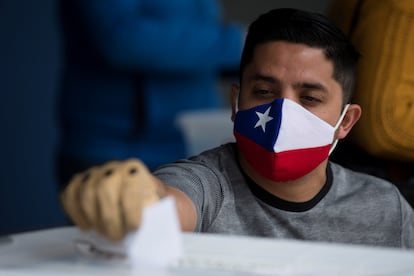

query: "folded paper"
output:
74 196 183 268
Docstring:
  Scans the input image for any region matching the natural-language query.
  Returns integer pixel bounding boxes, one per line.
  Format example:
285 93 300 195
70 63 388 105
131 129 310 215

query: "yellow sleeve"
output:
329 0 414 161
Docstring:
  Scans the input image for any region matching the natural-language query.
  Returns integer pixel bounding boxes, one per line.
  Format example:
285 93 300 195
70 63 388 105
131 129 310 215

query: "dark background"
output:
0 0 334 235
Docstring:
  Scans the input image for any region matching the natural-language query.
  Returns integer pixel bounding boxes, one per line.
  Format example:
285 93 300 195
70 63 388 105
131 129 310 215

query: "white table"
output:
1 227 414 275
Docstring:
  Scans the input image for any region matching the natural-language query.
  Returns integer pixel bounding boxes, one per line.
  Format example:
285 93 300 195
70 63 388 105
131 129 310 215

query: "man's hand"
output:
60 158 164 241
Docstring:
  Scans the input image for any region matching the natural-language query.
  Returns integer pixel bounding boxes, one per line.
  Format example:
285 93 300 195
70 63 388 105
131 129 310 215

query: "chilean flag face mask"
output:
234 98 349 182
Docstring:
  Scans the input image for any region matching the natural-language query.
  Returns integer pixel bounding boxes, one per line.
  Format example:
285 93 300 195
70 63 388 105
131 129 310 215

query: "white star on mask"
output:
254 106 273 132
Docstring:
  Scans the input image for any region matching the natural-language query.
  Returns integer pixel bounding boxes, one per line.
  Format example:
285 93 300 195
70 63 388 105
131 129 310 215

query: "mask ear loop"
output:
329 104 350 155
234 92 240 113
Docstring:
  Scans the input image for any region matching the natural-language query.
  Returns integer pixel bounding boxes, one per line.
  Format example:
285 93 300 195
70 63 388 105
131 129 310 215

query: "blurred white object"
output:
74 196 182 268
3 226 414 275
176 109 235 156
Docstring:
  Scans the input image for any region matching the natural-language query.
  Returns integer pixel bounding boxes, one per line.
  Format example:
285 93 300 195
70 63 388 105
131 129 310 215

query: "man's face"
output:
234 41 344 127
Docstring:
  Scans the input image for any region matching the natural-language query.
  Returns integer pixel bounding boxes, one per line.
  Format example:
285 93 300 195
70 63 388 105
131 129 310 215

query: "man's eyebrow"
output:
294 82 328 92
249 73 279 84
249 73 328 93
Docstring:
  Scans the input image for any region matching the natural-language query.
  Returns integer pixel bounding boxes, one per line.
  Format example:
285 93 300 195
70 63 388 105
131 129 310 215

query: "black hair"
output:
240 8 360 104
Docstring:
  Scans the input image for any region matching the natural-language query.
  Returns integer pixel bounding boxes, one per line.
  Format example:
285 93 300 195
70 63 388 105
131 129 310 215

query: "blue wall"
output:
0 0 67 235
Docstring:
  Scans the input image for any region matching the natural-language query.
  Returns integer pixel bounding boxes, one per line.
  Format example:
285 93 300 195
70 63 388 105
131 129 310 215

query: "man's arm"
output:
164 185 197 232
61 158 197 241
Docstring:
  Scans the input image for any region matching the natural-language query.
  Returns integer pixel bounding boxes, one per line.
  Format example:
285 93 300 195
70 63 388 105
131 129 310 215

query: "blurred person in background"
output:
57 0 244 190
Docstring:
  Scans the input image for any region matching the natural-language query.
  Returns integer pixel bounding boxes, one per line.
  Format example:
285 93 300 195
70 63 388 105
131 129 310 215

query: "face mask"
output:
234 98 349 182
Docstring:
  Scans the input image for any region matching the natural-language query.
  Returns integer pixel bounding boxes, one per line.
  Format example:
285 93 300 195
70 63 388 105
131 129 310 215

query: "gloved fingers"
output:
120 159 160 232
62 158 162 242
94 161 125 241
78 167 101 228
60 171 91 230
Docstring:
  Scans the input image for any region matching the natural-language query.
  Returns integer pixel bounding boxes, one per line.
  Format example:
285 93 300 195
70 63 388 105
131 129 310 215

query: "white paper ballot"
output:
125 196 183 267
74 196 183 268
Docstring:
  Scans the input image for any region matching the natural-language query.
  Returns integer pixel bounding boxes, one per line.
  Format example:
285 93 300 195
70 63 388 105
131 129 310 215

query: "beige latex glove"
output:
61 158 163 241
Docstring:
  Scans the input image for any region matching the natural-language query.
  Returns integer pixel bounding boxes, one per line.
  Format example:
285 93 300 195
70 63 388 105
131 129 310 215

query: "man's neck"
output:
239 155 328 203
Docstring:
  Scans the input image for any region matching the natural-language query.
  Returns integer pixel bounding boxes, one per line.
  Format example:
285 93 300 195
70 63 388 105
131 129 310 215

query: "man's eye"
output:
253 89 278 98
301 95 321 103
254 89 270 95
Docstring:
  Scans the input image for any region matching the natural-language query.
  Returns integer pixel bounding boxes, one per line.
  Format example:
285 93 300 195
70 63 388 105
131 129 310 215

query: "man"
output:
61 8 414 248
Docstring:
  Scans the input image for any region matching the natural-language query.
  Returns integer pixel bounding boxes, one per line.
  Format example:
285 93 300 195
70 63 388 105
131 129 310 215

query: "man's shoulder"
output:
329 161 401 200
155 143 237 176
190 143 237 165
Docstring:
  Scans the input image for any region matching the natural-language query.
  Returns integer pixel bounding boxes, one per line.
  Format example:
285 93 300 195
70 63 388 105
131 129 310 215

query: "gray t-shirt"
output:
154 143 414 249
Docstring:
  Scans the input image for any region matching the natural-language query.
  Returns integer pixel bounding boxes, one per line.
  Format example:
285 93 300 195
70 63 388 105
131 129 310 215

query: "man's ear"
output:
337 104 362 139
230 84 240 122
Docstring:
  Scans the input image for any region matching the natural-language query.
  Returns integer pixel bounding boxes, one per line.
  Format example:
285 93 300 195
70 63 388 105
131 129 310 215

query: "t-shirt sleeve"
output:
153 160 224 232
400 195 414 249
